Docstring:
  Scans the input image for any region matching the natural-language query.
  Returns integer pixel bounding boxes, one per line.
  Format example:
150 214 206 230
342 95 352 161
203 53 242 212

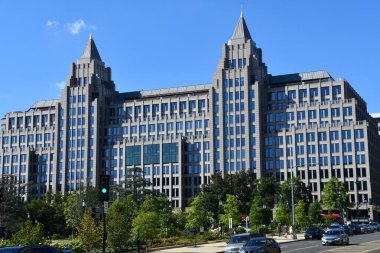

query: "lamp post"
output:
290 166 297 239
289 163 315 239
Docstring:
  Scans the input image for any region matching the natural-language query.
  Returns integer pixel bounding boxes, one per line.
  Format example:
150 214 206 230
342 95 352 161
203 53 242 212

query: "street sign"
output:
229 217 233 229
104 201 109 213
200 226 204 233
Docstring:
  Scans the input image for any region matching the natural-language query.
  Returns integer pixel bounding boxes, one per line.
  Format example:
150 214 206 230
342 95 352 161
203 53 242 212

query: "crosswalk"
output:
320 239 380 253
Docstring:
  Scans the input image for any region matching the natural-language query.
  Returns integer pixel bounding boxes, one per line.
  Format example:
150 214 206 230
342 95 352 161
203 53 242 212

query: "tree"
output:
26 197 65 236
249 196 272 227
186 195 210 231
220 194 240 230
252 177 277 209
64 192 84 237
0 176 26 237
321 177 351 214
11 220 45 245
295 200 308 230
278 177 312 210
274 202 290 225
106 197 136 250
132 211 160 245
308 201 322 224
122 166 152 206
77 213 102 252
231 171 255 215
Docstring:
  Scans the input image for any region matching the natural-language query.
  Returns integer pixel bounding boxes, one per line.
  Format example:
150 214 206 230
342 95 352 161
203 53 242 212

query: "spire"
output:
231 13 252 41
80 34 102 61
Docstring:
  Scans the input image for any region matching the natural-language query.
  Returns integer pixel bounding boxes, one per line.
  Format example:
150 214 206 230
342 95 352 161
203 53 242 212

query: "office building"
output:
1 14 379 219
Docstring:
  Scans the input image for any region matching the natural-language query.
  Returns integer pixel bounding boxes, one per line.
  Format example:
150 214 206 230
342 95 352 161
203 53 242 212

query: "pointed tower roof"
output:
231 12 252 41
80 34 102 61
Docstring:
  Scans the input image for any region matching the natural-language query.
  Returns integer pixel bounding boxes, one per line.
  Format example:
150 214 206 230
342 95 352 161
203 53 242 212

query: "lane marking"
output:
282 245 320 252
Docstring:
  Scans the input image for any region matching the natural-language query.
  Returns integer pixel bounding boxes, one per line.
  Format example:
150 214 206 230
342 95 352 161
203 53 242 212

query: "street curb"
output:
147 239 226 252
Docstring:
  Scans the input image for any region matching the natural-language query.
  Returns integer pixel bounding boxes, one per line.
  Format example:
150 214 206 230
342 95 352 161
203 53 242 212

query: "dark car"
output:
370 222 380 231
0 245 58 253
225 232 261 253
348 224 361 234
239 237 281 253
343 225 353 235
304 227 324 240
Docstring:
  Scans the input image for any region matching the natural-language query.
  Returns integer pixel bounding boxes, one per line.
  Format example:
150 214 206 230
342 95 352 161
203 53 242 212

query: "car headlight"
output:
334 238 341 241
239 249 245 253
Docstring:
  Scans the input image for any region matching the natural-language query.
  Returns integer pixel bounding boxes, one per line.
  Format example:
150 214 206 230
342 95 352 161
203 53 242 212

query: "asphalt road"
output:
281 231 380 253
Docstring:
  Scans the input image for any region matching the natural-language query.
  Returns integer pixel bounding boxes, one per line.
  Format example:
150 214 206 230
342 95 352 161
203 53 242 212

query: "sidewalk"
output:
151 233 304 253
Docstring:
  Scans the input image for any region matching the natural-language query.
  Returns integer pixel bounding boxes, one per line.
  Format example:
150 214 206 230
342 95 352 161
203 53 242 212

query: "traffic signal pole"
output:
103 201 106 253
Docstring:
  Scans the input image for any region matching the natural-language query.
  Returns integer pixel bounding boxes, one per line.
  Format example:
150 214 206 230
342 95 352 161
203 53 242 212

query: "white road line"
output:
282 245 321 252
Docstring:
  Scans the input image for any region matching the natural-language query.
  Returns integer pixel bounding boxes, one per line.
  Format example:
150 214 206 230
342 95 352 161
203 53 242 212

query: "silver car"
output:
225 233 251 253
322 230 349 246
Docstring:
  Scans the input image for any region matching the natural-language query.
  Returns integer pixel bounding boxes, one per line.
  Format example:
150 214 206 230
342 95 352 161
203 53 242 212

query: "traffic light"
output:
99 175 109 201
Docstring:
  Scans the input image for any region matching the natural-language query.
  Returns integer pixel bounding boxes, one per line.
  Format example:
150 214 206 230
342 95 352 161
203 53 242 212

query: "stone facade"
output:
1 14 380 219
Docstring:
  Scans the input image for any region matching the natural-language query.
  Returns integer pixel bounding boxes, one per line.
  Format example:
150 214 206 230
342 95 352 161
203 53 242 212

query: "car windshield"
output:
330 225 340 229
228 235 249 244
326 230 340 235
307 227 319 232
246 239 266 246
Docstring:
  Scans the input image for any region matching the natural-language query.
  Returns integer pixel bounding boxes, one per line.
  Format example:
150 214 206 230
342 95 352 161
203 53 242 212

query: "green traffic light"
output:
102 188 107 194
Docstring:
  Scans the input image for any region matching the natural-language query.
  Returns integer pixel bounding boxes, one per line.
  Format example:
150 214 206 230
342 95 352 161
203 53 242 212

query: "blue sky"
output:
0 0 379 118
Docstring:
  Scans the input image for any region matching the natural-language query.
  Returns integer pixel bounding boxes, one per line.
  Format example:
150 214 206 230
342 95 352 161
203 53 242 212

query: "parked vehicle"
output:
0 245 58 253
225 232 261 253
359 223 369 233
343 225 353 235
370 222 380 231
326 224 344 232
348 224 361 234
364 223 374 233
239 237 281 253
322 230 349 246
304 227 324 240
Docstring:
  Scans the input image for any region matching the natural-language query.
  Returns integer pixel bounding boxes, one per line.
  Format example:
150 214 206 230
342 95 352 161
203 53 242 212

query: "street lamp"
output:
290 166 297 239
289 163 316 239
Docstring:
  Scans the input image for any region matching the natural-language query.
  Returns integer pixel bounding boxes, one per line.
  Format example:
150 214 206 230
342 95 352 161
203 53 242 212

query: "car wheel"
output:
346 239 349 245
278 248 281 253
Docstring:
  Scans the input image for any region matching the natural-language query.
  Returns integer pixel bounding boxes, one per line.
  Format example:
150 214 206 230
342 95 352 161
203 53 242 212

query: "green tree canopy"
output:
249 196 272 227
252 177 277 209
308 201 322 224
220 194 240 229
274 202 290 225
106 196 136 250
11 220 45 246
186 195 210 231
321 177 351 213
132 211 160 244
278 177 311 210
295 200 308 230
77 213 102 252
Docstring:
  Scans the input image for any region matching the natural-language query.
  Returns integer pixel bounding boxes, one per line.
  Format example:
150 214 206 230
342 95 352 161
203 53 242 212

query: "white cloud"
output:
46 20 60 27
66 19 86 35
55 81 65 89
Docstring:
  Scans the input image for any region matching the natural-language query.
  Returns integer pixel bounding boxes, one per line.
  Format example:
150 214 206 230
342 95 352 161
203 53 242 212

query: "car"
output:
304 227 324 240
322 230 349 246
326 224 344 232
370 222 380 231
343 225 353 235
0 245 59 253
239 237 281 253
225 233 260 253
358 223 369 233
364 223 374 233
348 224 361 234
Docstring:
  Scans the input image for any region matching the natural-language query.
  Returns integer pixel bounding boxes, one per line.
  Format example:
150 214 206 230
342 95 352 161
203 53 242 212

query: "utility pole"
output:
103 202 106 253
